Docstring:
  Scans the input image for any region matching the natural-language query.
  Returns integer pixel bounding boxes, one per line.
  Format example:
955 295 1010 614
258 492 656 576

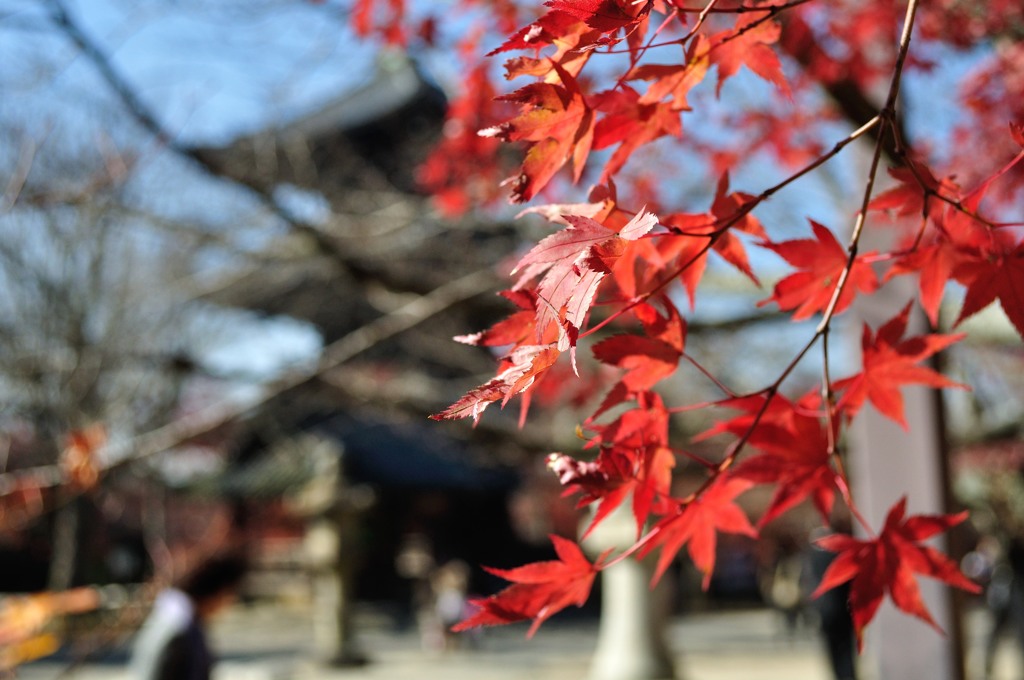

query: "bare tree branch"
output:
0 267 499 498
1 135 43 212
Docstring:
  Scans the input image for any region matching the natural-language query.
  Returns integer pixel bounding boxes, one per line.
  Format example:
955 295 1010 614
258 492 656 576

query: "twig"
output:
1 136 42 212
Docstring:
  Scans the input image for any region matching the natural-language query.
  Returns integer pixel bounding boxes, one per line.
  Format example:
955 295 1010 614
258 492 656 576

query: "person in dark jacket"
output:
130 553 247 680
804 526 857 680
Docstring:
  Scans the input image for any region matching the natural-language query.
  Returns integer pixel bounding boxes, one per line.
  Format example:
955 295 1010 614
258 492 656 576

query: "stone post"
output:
290 437 374 667
847 276 962 680
581 501 676 680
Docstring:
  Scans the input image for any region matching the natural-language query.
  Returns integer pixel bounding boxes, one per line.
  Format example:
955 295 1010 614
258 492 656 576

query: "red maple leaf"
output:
488 9 582 56
549 442 675 539
485 62 594 202
835 303 966 428
953 237 1024 340
812 498 980 650
350 0 407 45
639 476 756 587
709 13 790 96
628 35 711 111
545 0 650 34
513 210 658 356
454 289 538 348
868 158 957 222
490 0 646 64
591 85 683 181
660 173 764 307
453 534 609 636
705 392 838 526
882 186 999 328
586 389 669 444
513 215 616 346
883 237 963 328
591 297 686 394
431 344 560 423
417 62 510 216
758 220 879 320
562 392 676 533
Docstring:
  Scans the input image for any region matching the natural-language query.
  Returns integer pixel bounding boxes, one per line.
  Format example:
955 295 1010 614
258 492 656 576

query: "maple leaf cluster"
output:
350 0 1023 648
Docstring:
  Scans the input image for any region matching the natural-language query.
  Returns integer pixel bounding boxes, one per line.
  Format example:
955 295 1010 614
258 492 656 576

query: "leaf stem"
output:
682 352 738 397
672 0 814 13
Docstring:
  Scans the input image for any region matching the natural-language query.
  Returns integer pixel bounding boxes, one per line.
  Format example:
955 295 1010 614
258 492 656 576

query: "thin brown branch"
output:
673 0 814 13
682 352 738 398
821 325 838 455
604 0 813 53
1 136 42 212
814 0 919 330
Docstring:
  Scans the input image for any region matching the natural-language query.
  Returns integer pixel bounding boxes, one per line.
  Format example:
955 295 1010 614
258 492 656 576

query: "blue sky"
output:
0 0 372 380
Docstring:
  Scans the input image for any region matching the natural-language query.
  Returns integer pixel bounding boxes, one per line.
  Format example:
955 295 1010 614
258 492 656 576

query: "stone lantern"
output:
580 498 677 680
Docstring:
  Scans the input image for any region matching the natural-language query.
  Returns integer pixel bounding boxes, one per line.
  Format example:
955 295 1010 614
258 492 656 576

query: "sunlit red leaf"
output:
350 0 407 45
512 210 659 359
953 238 1024 340
453 534 608 636
546 0 651 34
639 476 756 587
835 303 967 428
884 238 962 328
431 344 560 423
574 394 675 534
455 290 539 348
418 62 510 216
659 174 763 307
869 158 956 222
485 63 594 202
592 297 686 394
549 442 675 539
709 392 838 526
629 35 711 111
758 220 879 320
592 85 682 181
709 13 790 96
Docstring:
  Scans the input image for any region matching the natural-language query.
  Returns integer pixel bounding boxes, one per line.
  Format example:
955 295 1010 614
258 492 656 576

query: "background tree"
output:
0 130 227 589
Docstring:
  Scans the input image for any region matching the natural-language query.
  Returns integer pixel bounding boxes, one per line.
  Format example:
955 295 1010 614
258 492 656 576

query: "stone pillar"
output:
308 509 374 666
847 279 961 680
581 502 676 680
291 437 373 667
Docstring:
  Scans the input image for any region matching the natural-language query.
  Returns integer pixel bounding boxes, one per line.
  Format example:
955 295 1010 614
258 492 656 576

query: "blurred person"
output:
962 534 1009 679
995 535 1024 680
805 525 857 680
129 552 247 680
432 560 471 651
761 532 807 638
977 473 1024 679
